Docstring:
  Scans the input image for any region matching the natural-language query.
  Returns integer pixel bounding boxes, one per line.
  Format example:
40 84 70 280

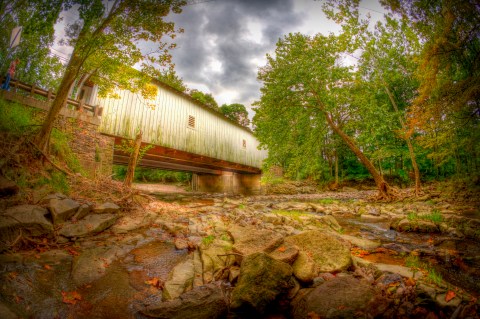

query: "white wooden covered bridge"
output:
85 79 267 193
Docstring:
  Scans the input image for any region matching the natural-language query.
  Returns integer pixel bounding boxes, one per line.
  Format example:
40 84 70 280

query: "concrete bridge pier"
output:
192 172 262 195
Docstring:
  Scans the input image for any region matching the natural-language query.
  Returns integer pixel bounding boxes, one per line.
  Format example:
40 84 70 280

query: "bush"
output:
112 165 191 184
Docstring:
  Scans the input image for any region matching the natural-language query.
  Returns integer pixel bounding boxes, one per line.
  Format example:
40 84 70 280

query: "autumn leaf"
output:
405 277 416 287
307 311 321 319
445 290 456 302
65 248 80 256
61 291 82 305
277 246 286 252
145 277 163 289
43 264 52 270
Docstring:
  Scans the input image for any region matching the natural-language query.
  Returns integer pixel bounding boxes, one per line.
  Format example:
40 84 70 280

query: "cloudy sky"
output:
166 0 386 115
53 0 385 115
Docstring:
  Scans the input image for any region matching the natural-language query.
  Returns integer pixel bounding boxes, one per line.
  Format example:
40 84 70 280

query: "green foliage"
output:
202 235 215 247
272 210 309 222
112 165 191 184
0 99 37 133
407 210 443 223
189 89 219 111
50 128 84 174
316 198 338 205
220 103 250 127
157 68 187 92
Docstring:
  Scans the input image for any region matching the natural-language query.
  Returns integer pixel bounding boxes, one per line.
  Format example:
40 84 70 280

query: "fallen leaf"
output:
277 246 286 252
307 311 321 319
14 295 22 304
61 291 82 305
43 264 52 270
65 248 80 256
405 277 416 286
145 277 163 289
8 272 18 280
445 290 456 302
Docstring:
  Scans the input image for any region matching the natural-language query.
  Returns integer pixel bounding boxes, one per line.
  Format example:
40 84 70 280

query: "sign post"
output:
10 26 22 49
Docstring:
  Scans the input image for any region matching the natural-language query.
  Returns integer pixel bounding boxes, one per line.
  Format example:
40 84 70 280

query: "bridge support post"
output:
192 172 261 195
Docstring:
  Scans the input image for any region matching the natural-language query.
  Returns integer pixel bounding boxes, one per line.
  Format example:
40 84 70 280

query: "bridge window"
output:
242 139 246 149
188 115 196 129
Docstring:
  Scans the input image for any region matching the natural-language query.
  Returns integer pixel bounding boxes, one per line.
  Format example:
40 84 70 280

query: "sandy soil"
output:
132 183 189 193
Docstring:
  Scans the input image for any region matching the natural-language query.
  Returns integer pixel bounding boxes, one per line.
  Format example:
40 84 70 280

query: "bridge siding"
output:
91 83 266 168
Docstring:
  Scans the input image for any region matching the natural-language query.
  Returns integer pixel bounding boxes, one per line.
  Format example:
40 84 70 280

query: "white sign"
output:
10 26 22 48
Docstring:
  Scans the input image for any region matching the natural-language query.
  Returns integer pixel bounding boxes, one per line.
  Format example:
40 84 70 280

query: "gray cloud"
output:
168 0 302 108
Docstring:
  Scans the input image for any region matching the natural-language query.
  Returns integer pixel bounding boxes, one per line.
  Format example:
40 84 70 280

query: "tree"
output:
220 103 250 127
189 89 219 111
34 0 185 152
382 0 480 178
254 32 397 200
0 0 65 90
157 68 186 92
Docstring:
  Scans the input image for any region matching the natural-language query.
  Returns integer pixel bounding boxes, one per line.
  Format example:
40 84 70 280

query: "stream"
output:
0 192 479 318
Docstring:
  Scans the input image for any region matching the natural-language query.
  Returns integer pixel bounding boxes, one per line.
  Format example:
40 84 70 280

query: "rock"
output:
315 215 342 232
291 251 316 283
0 176 18 197
229 266 241 283
111 211 156 234
285 230 351 273
200 239 234 279
261 213 284 225
193 250 204 287
360 214 389 222
47 197 80 224
394 219 439 233
72 203 92 221
0 205 53 248
59 213 118 238
291 275 376 319
230 252 293 315
436 292 461 308
140 283 227 319
92 202 120 214
0 301 18 319
229 225 284 257
271 202 312 211
269 241 299 264
374 263 423 279
174 238 189 250
338 234 381 250
163 259 195 300
72 245 132 286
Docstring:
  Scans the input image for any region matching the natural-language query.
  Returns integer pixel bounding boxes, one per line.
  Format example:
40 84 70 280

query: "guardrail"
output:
1 77 103 117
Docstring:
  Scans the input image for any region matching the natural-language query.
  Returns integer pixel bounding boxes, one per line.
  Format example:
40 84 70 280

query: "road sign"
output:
10 26 22 48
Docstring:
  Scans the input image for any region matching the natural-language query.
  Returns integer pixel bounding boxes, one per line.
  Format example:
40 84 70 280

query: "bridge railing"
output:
1 77 103 117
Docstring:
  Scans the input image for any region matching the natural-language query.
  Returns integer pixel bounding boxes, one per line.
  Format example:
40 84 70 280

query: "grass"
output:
427 267 443 285
202 235 215 246
407 209 443 223
316 198 339 205
405 254 443 286
273 210 309 222
238 203 245 209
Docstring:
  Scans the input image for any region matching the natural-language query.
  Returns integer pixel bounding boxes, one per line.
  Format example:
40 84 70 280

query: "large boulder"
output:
392 219 439 233
285 230 351 274
163 259 195 301
59 214 118 238
230 252 293 316
291 275 376 319
139 283 227 319
268 241 299 264
229 225 284 257
0 205 53 249
92 202 120 214
291 251 316 283
47 197 80 224
199 239 234 282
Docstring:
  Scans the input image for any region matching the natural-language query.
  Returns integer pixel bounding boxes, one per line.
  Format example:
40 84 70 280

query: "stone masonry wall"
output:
0 90 114 178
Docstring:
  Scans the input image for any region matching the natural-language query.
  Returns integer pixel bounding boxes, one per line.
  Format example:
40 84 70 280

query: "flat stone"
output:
0 205 53 248
269 241 299 264
174 238 189 250
315 215 342 232
72 245 133 286
229 225 284 257
436 293 461 308
59 213 118 238
141 284 227 319
285 230 351 273
200 239 234 279
47 197 80 224
374 263 423 279
163 259 195 300
73 203 92 221
338 234 381 250
291 251 316 283
92 202 120 214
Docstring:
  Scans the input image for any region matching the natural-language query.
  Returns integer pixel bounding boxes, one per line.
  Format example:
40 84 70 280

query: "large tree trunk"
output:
324 112 397 200
384 86 421 196
124 131 143 188
34 53 83 152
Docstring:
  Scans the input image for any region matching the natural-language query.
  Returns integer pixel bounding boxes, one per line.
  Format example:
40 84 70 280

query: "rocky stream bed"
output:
0 189 479 318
